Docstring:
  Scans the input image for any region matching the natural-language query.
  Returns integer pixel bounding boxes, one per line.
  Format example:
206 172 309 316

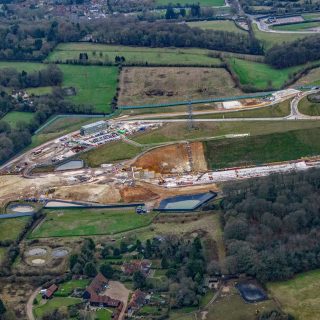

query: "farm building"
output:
80 120 109 136
42 284 58 299
83 273 123 310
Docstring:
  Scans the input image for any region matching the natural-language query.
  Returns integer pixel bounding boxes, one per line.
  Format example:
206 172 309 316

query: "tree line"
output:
0 65 63 89
90 18 263 55
265 35 320 68
221 168 320 283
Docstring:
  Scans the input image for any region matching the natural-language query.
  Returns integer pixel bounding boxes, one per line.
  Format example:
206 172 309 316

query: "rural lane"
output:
26 287 41 320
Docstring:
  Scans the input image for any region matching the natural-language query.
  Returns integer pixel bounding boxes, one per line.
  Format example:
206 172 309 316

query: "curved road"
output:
26 287 41 320
253 19 320 34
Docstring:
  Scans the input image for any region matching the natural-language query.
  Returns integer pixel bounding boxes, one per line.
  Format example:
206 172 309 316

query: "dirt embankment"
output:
132 142 207 174
120 185 159 203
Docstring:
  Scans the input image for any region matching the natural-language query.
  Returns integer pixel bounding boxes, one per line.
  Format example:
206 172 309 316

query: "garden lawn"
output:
47 43 222 66
95 309 113 320
30 208 156 238
229 58 301 90
54 279 90 297
204 126 320 169
33 297 81 319
2 111 34 128
268 269 320 320
0 217 30 241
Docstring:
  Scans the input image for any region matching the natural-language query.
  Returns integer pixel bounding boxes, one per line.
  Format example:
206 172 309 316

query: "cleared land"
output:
272 21 320 31
155 0 224 5
0 62 118 113
25 86 52 96
132 142 207 173
0 217 30 241
298 96 320 116
30 116 105 149
2 111 34 128
204 126 320 169
30 208 156 238
187 20 246 33
229 58 301 90
47 43 222 66
268 269 320 320
118 67 242 106
79 141 143 167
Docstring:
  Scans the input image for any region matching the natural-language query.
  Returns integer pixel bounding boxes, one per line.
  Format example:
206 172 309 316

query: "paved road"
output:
286 89 320 120
253 19 320 34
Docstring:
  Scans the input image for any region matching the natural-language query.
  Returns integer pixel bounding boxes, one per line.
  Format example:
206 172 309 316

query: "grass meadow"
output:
204 126 320 169
187 20 247 34
2 111 34 127
268 269 320 320
272 21 320 32
47 43 222 66
0 217 30 241
228 58 302 90
30 208 156 238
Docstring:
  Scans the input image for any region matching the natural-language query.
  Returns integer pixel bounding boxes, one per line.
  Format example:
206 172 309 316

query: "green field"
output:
155 0 225 5
204 126 320 169
0 62 118 113
47 43 222 66
33 297 81 319
133 120 320 145
1 111 34 127
0 217 30 241
30 208 156 238
298 96 320 116
272 21 320 31
54 279 90 297
79 141 143 167
59 64 118 113
187 20 246 33
268 269 320 320
252 24 309 49
229 58 301 90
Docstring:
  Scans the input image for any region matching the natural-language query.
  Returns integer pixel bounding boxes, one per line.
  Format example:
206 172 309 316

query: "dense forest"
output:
265 35 320 68
221 168 320 283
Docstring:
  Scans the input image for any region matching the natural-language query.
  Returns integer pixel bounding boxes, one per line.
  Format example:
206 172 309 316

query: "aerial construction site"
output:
1 87 320 209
